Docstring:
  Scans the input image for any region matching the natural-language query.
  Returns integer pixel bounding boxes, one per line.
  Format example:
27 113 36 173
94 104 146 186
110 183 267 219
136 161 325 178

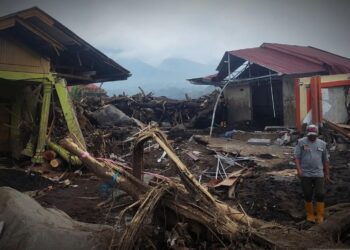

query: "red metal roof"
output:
85 83 100 90
227 43 350 75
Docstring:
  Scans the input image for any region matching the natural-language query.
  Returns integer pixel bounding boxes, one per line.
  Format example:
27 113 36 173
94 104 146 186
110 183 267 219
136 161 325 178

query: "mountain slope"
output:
102 56 217 99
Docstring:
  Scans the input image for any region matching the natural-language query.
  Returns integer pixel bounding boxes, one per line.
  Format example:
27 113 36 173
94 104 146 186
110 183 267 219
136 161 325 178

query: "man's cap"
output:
306 124 318 136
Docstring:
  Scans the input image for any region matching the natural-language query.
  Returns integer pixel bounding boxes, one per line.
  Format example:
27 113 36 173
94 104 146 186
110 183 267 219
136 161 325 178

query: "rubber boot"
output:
316 202 325 224
305 202 315 222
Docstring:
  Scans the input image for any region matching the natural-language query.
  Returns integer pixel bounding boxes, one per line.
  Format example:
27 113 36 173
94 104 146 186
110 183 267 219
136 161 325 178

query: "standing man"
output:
294 124 330 223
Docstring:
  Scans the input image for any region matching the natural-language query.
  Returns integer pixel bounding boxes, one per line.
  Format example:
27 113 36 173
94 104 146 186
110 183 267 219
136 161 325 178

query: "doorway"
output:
251 79 283 128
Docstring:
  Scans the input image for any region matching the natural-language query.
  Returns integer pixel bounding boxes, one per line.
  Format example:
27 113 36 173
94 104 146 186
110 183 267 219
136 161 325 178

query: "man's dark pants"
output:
300 177 325 202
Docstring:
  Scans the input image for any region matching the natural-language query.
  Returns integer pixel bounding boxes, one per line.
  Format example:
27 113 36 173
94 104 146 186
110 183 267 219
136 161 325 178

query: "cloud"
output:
0 0 350 65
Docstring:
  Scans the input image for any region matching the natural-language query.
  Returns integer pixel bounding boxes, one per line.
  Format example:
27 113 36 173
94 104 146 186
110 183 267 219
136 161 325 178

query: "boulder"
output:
0 187 112 250
89 104 133 126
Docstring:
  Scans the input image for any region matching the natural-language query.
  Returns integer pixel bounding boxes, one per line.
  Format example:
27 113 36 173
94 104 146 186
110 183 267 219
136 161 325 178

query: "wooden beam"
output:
0 70 54 83
323 119 350 139
0 18 15 30
56 73 92 81
18 9 55 26
16 18 65 51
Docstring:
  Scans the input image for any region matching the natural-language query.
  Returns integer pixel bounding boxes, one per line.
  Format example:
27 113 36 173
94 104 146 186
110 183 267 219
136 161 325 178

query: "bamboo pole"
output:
47 139 82 166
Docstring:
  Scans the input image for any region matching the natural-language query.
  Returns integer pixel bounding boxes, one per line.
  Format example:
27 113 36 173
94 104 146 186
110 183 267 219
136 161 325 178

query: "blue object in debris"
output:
100 172 120 198
224 130 235 138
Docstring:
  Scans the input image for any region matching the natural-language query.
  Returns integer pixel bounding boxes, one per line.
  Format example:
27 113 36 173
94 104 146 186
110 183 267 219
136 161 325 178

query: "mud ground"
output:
0 143 349 246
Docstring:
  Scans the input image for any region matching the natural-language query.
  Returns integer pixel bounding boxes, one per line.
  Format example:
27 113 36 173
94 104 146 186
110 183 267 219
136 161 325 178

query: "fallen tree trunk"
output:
60 129 350 249
135 127 262 228
60 132 268 247
60 138 148 200
60 138 245 244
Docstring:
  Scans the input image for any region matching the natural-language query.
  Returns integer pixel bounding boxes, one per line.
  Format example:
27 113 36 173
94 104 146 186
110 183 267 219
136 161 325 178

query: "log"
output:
60 138 147 200
60 129 350 249
50 158 62 168
47 139 82 166
85 90 217 129
311 203 350 241
135 127 262 228
42 150 57 161
323 119 350 139
60 134 272 248
60 137 242 241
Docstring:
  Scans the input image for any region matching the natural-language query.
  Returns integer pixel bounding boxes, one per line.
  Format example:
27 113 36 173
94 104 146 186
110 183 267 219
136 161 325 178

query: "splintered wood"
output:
117 185 169 250
60 126 350 249
60 127 269 248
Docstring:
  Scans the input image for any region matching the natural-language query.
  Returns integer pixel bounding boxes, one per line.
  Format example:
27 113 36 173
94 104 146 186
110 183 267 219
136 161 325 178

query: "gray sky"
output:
1 0 349 66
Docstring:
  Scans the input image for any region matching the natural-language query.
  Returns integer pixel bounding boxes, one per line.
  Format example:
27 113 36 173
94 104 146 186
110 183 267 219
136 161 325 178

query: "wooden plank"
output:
0 18 15 30
16 18 64 50
323 119 350 139
186 151 199 161
337 124 350 130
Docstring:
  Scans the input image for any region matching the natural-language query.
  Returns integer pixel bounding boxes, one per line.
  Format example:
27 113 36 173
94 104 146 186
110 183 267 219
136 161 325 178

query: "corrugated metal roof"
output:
190 43 350 85
227 43 350 75
187 73 220 86
0 7 131 85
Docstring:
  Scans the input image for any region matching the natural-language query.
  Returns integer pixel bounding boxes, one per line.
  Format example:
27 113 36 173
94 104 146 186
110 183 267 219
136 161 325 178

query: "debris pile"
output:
100 90 219 128
48 127 350 249
323 119 350 150
49 89 220 158
2 112 350 249
2 87 350 249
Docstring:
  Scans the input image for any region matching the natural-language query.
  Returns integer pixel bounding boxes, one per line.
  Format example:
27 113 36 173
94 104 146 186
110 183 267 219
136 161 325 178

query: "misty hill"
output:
102 57 217 99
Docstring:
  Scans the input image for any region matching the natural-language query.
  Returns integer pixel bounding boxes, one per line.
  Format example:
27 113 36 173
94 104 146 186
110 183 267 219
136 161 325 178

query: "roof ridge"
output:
264 43 350 62
263 43 325 66
307 46 350 61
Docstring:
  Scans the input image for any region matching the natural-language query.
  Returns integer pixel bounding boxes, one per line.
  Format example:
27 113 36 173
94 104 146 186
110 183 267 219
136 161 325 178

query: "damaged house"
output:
0 7 130 163
189 43 350 130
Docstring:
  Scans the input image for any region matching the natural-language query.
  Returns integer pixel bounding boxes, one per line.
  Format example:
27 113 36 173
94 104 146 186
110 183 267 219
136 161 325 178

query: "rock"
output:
0 187 112 250
89 104 133 126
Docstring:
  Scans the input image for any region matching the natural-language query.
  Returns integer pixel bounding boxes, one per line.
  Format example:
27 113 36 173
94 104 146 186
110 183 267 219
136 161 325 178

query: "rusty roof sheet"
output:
187 73 220 86
211 43 350 82
230 43 350 74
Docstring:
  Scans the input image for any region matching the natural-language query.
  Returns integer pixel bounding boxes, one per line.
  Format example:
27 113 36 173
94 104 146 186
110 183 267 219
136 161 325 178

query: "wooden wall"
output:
0 35 50 74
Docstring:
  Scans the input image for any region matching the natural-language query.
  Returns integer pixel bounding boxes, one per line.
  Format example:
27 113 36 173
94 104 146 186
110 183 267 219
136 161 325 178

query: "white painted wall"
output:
322 87 348 123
